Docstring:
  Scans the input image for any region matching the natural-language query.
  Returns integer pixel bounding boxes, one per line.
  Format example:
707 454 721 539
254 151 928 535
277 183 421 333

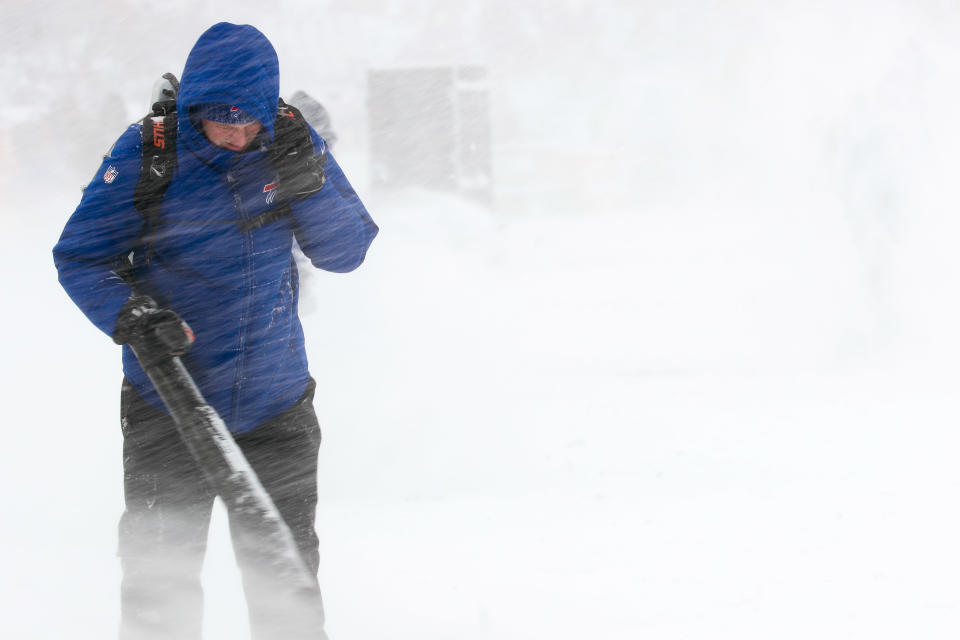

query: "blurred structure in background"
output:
367 65 492 205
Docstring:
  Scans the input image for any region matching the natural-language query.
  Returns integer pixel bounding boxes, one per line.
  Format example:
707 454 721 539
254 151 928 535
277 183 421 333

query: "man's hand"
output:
113 295 195 356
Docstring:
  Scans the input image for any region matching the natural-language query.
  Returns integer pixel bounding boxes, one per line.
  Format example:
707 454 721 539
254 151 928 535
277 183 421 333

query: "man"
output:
53 22 377 640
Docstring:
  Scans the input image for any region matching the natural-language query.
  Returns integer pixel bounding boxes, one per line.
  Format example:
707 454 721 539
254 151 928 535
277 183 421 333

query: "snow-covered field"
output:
7 185 960 639
6 1 960 639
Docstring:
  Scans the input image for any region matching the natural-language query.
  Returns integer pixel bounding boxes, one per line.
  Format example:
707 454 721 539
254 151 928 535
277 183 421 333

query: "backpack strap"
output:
131 98 178 265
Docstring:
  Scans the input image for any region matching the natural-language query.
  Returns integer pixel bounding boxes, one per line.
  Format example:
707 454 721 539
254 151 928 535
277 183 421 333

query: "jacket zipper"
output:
227 172 254 428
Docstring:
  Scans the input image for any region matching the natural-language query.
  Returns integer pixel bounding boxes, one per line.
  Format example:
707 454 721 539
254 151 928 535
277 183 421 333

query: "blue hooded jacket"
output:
53 23 378 433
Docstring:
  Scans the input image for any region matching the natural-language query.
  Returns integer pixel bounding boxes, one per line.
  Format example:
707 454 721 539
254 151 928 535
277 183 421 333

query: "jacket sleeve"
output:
52 124 145 337
290 129 378 273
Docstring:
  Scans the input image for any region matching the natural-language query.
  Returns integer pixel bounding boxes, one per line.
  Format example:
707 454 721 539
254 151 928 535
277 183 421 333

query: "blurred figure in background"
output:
289 90 339 149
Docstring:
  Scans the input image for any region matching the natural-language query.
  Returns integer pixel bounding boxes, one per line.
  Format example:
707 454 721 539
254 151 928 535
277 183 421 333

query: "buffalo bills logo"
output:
263 182 278 204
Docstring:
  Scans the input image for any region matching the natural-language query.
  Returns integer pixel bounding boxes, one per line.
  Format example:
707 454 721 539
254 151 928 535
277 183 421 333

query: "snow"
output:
5 1 960 639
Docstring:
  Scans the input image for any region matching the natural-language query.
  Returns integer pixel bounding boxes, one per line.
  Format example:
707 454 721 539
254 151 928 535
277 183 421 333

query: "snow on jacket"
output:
53 23 378 434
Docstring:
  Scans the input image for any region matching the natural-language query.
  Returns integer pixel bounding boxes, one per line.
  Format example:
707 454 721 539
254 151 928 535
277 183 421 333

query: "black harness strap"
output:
132 98 178 265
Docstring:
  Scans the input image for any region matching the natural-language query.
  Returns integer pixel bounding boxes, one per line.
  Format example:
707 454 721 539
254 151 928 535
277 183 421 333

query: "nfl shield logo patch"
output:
103 165 119 184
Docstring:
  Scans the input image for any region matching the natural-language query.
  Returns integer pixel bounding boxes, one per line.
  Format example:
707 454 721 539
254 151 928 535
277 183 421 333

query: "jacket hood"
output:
178 23 280 140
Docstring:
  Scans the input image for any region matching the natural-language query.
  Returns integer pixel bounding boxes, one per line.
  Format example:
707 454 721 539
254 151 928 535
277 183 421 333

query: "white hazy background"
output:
4 1 960 638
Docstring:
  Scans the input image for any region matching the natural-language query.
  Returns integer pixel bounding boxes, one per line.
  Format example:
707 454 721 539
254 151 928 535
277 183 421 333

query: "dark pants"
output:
118 379 326 640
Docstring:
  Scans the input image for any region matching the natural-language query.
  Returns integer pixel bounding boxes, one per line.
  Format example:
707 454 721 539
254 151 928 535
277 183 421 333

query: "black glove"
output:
112 295 194 356
271 101 327 201
277 151 327 200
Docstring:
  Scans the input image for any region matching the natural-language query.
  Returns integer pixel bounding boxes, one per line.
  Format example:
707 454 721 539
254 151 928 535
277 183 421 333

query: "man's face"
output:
201 119 262 152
